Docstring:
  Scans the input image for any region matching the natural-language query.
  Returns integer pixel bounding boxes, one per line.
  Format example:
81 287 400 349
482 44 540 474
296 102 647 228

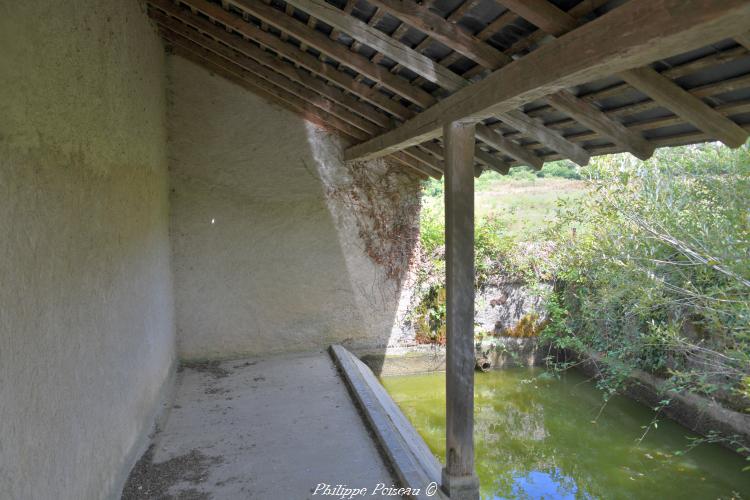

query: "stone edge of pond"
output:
329 345 447 500
578 354 750 457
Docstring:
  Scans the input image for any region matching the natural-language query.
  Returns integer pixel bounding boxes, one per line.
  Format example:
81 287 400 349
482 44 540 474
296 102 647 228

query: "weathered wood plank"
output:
170 45 365 141
500 0 746 151
475 124 542 169
500 109 590 165
442 121 479 498
169 38 431 177
155 15 385 136
151 0 415 120
473 146 510 174
167 34 372 141
210 0 437 107
734 31 750 51
403 146 446 173
546 89 655 160
345 0 750 160
619 66 748 147
365 0 510 69
280 0 467 91
499 0 576 36
149 5 394 129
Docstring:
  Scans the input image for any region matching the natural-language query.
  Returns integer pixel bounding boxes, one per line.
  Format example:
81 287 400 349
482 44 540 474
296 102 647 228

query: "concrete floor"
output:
122 350 396 499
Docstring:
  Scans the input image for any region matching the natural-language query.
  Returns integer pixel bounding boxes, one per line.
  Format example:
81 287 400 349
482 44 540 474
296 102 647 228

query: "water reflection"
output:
382 368 749 500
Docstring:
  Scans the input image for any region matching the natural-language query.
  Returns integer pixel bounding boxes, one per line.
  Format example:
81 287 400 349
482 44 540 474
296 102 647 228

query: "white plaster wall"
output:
168 56 419 359
0 2 175 499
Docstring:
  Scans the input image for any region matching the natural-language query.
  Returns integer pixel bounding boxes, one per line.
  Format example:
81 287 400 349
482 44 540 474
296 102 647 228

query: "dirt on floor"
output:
120 445 224 500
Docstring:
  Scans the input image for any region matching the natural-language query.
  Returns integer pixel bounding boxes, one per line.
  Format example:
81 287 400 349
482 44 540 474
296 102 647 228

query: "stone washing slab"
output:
330 345 448 500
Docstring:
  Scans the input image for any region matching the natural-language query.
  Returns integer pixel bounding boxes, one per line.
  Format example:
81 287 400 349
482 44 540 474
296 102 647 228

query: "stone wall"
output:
167 56 421 360
0 2 175 499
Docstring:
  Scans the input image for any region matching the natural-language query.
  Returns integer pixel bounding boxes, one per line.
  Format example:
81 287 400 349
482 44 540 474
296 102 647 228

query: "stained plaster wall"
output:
0 2 175 499
167 56 421 360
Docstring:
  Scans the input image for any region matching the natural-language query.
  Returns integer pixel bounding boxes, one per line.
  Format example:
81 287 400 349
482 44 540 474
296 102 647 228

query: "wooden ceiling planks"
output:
146 0 750 176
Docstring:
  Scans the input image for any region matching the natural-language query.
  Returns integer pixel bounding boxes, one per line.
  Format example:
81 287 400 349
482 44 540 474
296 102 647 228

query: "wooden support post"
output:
442 121 479 500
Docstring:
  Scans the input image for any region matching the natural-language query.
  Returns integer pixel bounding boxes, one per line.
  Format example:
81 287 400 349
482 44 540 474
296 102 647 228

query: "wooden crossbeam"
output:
170 44 365 142
157 21 381 138
280 0 467 91
475 124 542 169
345 0 750 161
149 4 393 131
210 0 436 107
499 0 576 37
165 32 372 141
502 0 745 149
163 27 431 178
513 99 750 155
526 45 750 122
499 109 590 165
153 0 414 120
619 67 748 148
473 147 510 174
545 89 655 160
287 0 576 166
403 146 445 173
736 31 750 51
365 0 510 69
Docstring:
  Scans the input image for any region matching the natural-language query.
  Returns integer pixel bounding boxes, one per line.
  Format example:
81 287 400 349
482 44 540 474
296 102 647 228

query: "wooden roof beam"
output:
545 89 655 160
279 0 467 91
498 0 575 37
475 124 542 169
170 44 365 142
345 0 750 161
154 18 384 138
501 0 746 149
736 32 750 51
164 30 372 141
154 0 413 120
365 0 511 69
195 0 436 107
148 4 393 130
304 0 580 166
619 67 747 148
497 109 589 165
164 31 429 179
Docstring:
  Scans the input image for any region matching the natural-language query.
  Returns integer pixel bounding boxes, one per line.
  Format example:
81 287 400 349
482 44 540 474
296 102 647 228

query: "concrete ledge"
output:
357 338 545 376
329 345 447 500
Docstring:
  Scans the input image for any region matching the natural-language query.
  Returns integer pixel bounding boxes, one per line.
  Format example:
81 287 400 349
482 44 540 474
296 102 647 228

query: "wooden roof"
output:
146 0 750 179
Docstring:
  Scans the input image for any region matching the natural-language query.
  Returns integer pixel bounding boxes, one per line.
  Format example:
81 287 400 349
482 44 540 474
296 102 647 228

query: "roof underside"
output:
146 0 750 179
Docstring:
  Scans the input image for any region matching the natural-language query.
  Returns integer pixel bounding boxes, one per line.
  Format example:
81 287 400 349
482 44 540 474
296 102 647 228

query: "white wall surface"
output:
168 56 419 359
0 2 175 498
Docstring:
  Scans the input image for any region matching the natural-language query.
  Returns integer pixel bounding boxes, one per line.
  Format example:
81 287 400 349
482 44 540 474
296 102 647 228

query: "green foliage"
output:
542 142 750 413
537 161 581 179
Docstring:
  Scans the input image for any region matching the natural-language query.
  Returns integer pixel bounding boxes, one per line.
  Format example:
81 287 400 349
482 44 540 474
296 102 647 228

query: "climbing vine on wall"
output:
326 158 421 284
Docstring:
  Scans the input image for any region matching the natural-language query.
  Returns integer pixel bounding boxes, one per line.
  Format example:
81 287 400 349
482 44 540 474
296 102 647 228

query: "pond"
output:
381 368 749 499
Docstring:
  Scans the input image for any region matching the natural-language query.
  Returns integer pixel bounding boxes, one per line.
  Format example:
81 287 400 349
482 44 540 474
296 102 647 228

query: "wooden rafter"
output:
149 0 750 171
284 0 583 166
364 0 510 69
217 0 436 107
736 32 750 51
619 67 747 148
345 0 750 161
154 15 437 178
500 0 742 150
545 90 655 160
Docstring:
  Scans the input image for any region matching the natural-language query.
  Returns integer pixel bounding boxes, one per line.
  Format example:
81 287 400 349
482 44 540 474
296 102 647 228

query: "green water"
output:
381 368 749 499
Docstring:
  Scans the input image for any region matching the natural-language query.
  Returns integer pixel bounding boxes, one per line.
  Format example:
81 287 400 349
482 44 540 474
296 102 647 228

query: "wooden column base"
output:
441 468 480 500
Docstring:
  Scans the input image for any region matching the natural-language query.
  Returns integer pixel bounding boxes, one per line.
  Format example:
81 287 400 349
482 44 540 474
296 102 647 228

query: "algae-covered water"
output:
381 368 749 499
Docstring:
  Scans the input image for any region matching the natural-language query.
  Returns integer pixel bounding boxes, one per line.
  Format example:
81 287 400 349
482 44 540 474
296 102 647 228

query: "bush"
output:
537 161 581 179
542 142 750 409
